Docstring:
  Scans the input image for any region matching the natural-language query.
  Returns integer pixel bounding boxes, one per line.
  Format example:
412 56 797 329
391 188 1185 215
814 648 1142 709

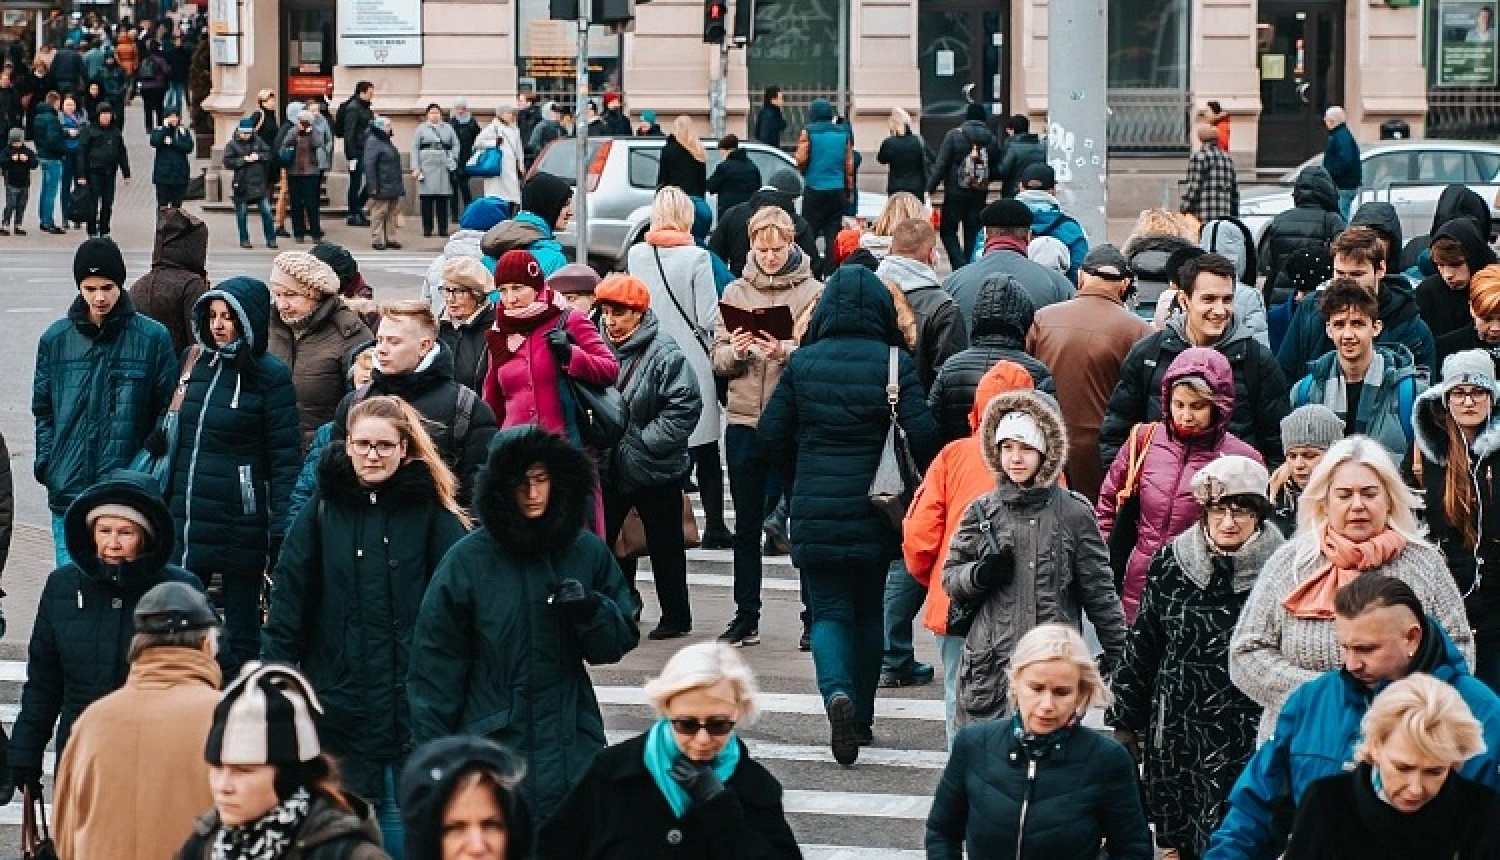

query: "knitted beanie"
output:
766 168 803 197
86 503 155 539
206 663 323 766
309 241 360 286
1439 349 1500 399
493 250 547 292
1280 403 1344 452
521 172 573 229
74 237 127 287
270 251 340 300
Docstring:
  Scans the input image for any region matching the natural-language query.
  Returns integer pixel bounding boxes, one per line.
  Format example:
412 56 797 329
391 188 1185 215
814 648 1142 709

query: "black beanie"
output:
74 237 127 287
522 172 573 231
309 241 359 286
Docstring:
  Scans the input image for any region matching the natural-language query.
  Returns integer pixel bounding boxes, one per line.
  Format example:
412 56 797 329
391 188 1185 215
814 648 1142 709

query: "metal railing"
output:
1106 88 1193 154
1427 89 1500 140
744 88 840 146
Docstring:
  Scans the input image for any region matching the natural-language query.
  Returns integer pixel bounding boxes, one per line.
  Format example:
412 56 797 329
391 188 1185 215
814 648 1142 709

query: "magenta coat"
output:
1096 347 1263 623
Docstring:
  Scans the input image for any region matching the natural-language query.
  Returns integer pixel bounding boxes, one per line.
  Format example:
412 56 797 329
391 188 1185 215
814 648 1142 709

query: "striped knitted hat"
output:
205 663 324 766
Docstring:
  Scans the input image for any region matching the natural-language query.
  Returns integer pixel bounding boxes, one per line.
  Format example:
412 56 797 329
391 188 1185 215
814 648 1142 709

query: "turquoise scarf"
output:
643 717 742 818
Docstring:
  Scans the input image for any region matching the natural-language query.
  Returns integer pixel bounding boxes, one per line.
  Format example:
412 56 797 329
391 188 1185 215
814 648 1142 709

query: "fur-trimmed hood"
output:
978 388 1068 488
1170 519 1286 593
1413 387 1500 465
316 445 444 509
474 427 596 556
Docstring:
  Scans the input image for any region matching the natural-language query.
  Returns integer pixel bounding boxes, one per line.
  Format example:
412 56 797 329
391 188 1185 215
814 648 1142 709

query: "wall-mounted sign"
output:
338 0 423 67
1438 0 1498 87
210 34 239 65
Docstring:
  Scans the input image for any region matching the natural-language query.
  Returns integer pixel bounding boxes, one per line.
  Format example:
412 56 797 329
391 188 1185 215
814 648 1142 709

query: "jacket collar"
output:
592 734 781 804
126 645 222 691
1171 523 1286 593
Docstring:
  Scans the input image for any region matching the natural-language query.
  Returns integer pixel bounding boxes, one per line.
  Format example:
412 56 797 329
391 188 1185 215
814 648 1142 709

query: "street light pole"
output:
711 40 729 139
1045 0 1108 244
575 8 590 264
836 0 848 118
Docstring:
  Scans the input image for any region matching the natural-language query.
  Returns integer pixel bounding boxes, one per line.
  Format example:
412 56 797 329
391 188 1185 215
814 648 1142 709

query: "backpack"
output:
334 99 350 139
956 131 989 191
351 383 477 453
138 54 161 80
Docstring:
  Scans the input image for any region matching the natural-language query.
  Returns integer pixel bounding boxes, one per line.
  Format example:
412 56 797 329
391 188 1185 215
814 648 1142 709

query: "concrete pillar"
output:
1345 1 1426 139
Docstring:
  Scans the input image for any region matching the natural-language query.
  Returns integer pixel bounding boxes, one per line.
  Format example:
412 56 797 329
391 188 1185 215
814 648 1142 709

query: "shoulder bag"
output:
945 497 1003 638
653 246 728 407
554 311 629 448
1106 422 1157 595
466 145 504 177
868 346 921 533
128 345 203 494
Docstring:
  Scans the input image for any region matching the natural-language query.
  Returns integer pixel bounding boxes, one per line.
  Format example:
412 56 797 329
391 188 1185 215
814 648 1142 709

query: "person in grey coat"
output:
595 274 703 641
413 103 460 237
942 388 1127 728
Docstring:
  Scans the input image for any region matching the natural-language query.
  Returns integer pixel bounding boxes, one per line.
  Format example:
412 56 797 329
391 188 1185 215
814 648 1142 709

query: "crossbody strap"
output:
886 345 899 411
1117 422 1157 504
167 344 203 414
653 246 709 357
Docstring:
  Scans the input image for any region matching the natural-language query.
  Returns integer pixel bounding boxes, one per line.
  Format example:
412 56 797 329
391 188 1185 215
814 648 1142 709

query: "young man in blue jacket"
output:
795 98 853 275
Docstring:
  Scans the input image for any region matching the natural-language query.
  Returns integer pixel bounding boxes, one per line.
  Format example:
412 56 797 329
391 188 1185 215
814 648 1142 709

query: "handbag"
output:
128 345 202 494
68 182 96 224
554 312 631 449
945 497 1002 638
466 146 504 178
1106 423 1158 595
613 493 702 559
868 346 921 533
22 785 58 860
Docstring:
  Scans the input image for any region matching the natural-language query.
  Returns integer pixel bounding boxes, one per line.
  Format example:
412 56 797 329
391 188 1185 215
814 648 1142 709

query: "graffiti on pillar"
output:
1048 119 1107 189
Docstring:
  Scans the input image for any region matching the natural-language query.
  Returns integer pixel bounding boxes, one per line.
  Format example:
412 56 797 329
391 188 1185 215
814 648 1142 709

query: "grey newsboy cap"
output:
134 581 220 634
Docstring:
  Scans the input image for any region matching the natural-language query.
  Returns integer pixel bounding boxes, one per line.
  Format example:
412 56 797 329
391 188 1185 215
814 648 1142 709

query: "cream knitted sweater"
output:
1229 536 1474 741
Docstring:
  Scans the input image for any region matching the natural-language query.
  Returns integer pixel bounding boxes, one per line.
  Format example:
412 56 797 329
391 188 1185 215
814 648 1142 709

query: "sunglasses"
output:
669 717 736 737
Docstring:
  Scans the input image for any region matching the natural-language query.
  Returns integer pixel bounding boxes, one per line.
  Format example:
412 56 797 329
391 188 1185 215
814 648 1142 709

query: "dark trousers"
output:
881 557 928 673
803 188 847 274
84 170 117 234
213 569 263 683
420 194 450 236
691 442 727 532
603 481 692 630
804 562 886 730
156 182 185 208
348 161 368 215
61 157 78 225
288 174 323 239
1477 633 1500 694
141 89 166 132
4 185 28 225
725 424 773 620
940 189 987 269
451 172 473 220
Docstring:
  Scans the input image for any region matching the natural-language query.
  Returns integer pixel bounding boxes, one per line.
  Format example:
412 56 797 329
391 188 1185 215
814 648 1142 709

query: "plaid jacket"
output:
1181 142 1239 222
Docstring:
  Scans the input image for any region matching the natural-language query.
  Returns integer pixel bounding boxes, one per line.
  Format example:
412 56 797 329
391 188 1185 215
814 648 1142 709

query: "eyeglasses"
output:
668 717 736 737
441 287 476 298
1448 387 1492 405
348 440 401 458
1206 501 1258 520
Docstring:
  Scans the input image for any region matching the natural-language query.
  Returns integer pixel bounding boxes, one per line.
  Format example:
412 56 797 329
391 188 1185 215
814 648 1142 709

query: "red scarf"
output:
486 288 566 362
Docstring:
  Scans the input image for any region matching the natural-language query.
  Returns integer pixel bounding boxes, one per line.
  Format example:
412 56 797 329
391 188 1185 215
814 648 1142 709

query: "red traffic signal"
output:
704 0 727 43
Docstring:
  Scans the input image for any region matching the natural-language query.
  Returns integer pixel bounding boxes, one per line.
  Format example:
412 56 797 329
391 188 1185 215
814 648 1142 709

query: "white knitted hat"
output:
270 251 341 299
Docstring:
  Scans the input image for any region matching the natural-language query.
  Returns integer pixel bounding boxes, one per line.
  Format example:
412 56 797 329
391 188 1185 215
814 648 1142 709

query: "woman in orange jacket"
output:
115 31 139 79
902 359 1034 744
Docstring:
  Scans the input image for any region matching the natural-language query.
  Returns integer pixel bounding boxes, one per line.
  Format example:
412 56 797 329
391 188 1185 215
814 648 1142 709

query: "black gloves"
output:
549 578 598 622
669 755 727 807
10 766 41 795
545 328 573 367
973 546 1015 590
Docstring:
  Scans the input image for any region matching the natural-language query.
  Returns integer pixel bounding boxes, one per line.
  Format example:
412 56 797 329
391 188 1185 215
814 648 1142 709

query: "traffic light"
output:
731 0 754 45
704 0 727 44
550 0 578 20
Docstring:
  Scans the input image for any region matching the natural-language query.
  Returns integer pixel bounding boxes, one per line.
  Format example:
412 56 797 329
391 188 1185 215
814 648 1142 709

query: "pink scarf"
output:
1282 526 1408 620
645 229 695 248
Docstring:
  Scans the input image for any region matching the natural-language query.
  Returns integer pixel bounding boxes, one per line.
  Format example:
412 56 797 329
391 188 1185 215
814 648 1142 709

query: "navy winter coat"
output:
32 103 67 160
167 277 302 575
149 124 195 187
1323 123 1362 190
758 266 941 568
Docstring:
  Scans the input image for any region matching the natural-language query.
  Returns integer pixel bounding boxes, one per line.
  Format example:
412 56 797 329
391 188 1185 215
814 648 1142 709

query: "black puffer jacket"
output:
657 134 708 198
263 451 469 799
1401 184 1494 273
708 188 821 277
1417 218 1497 341
603 311 703 494
128 208 210 353
75 120 129 178
877 130 929 197
995 132 1047 198
1261 166 1345 288
9 472 203 772
168 277 302 575
928 274 1056 442
928 119 1000 195
222 133 272 203
706 148 762 216
340 95 374 161
438 303 495 393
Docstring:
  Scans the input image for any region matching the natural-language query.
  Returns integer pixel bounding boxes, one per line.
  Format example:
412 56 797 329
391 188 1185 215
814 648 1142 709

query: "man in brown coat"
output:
53 582 223 860
1026 244 1151 501
128 208 210 353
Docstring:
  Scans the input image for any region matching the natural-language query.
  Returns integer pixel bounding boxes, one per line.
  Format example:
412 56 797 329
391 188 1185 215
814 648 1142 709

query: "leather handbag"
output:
945 497 1001 638
554 312 632 449
466 146 504 178
128 345 202 494
1106 423 1157 594
22 785 59 860
613 494 702 559
868 346 921 533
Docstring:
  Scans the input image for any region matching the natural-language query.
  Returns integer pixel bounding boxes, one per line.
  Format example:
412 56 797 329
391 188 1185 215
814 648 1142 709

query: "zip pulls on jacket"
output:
1016 757 1037 859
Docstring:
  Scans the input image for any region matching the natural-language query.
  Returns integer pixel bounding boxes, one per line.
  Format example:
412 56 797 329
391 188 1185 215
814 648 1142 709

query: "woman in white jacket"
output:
474 105 526 206
627 186 732 548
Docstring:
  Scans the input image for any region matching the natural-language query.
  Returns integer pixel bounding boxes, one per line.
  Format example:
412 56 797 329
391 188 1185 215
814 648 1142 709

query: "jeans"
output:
348 161 368 215
288 174 323 238
84 170 117 235
375 763 405 860
420 194 449 236
725 424 772 620
881 558 927 674
1477 633 1500 694
691 442 727 532
156 183 186 209
60 156 77 224
803 188 847 274
4 185 29 226
603 481 692 629
51 513 72 568
937 633 963 746
1338 187 1360 221
38 158 61 227
216 570 263 682
940 189 987 270
235 197 276 245
369 198 399 244
803 562 886 729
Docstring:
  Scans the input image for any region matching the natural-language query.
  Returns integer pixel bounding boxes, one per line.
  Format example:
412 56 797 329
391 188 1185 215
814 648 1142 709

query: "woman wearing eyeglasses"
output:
1413 350 1500 692
536 642 799 860
264 395 471 859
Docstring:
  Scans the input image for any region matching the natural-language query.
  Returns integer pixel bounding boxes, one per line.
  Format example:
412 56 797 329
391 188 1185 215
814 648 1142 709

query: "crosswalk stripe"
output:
804 848 923 860
0 662 23 682
785 789 932 820
605 731 948 769
595 686 946 721
637 570 800 590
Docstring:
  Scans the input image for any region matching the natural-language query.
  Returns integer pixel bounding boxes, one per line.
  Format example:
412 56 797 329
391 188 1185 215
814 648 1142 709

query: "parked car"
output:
527 137 890 270
1239 140 1500 246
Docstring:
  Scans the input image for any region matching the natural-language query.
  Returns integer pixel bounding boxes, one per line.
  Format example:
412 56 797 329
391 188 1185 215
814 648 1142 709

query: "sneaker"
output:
267 241 279 249
700 526 734 550
855 726 873 747
879 663 936 689
276 227 291 238
372 243 387 251
239 241 252 249
13 228 25 236
718 616 760 647
386 241 403 250
0 227 10 236
647 624 691 641
827 693 859 766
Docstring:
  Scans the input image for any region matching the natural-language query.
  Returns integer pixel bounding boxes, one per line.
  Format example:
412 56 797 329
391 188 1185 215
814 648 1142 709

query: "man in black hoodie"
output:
708 167 820 277
1400 183 1493 275
74 102 129 238
927 103 1001 269
1418 218 1498 341
1260 165 1346 293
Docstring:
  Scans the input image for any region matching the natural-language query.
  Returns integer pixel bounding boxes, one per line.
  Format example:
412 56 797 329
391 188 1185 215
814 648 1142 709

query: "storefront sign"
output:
338 0 422 67
288 75 333 97
1439 0 1498 86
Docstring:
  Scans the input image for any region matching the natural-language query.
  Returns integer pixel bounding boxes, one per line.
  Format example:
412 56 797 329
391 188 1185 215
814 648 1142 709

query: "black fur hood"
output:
475 427 596 556
316 444 444 508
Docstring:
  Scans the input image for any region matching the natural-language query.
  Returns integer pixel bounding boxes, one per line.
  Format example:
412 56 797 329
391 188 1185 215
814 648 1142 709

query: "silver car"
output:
528 137 889 270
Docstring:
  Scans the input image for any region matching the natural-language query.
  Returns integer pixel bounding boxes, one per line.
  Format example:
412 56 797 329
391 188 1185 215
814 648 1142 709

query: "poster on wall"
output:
1439 0 1498 86
338 0 423 67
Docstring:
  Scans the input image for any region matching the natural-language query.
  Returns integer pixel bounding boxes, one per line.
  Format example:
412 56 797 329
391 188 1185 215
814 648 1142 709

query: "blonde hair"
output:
748 206 796 245
887 106 914 137
347 396 470 528
1356 674 1486 769
672 115 706 163
872 192 926 237
1131 208 1198 241
379 299 439 339
1292 436 1426 571
1006 624 1112 711
650 186 696 233
643 642 761 724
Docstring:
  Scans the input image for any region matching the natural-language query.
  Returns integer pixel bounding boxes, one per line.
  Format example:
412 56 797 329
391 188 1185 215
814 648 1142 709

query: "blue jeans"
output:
165 81 186 113
37 158 61 227
937 633 963 746
881 558 927 674
235 197 276 245
803 562 886 730
1338 187 1360 221
376 764 405 859
51 513 72 568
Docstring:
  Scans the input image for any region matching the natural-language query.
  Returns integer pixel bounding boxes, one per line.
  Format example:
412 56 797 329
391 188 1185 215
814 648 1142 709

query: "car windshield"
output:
531 139 609 185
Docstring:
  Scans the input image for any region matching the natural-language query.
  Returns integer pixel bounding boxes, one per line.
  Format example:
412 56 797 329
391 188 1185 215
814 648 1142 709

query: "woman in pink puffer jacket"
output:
1097 347 1263 622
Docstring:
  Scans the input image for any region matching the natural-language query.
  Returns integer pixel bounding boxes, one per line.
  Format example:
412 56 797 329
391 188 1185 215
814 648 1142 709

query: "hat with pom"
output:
493 249 547 292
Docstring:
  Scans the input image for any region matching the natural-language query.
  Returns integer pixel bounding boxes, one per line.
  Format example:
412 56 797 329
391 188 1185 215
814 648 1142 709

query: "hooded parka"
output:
942 390 1127 725
129 209 210 354
1400 184 1493 275
1261 166 1346 289
1417 218 1498 340
262 451 468 800
1097 348 1264 621
408 427 639 823
168 277 301 576
603 310 703 493
267 295 373 448
1277 274 1437 382
9 472 203 773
